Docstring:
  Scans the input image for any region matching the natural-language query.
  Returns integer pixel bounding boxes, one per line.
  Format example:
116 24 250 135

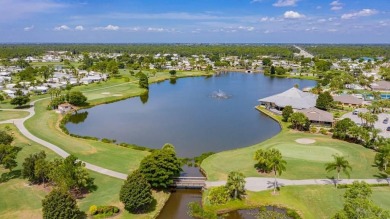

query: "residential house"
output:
333 94 364 107
297 107 334 126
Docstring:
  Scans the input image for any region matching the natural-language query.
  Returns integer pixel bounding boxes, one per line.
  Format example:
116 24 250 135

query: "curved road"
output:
1 100 389 191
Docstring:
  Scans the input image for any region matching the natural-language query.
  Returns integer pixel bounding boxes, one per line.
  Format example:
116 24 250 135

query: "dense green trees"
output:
333 181 390 219
0 144 21 171
10 95 30 107
169 70 177 77
325 154 352 187
316 91 333 110
42 189 83 219
22 151 48 184
119 170 154 213
282 106 293 122
49 155 95 195
333 118 355 140
139 145 182 189
375 145 390 173
138 72 149 89
226 171 246 199
0 130 20 172
290 112 310 131
0 130 14 145
67 91 87 106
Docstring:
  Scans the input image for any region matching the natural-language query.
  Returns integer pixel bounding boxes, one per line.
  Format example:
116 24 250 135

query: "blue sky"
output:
0 0 389 43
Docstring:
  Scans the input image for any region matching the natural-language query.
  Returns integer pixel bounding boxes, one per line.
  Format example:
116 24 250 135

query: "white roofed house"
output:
258 87 318 113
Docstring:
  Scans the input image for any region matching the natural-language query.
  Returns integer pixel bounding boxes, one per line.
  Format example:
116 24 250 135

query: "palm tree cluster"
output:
254 148 287 194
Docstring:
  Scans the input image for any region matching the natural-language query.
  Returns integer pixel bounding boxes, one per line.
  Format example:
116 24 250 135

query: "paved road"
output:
294 45 314 59
1 99 389 189
0 100 127 180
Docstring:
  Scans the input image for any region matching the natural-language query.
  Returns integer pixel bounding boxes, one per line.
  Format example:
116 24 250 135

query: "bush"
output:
101 138 116 143
67 91 87 106
286 209 302 219
89 205 98 215
207 186 230 205
320 128 328 135
42 189 82 219
282 106 293 122
310 126 317 133
188 202 217 219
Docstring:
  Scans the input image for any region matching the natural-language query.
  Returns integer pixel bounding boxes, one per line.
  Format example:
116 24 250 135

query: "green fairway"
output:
202 131 380 181
0 110 30 121
273 143 343 162
204 185 390 219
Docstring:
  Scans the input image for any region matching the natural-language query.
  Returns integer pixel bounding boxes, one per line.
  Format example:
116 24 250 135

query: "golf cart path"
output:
1 99 389 190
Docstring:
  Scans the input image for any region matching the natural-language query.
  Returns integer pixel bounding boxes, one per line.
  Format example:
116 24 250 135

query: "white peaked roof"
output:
259 87 318 109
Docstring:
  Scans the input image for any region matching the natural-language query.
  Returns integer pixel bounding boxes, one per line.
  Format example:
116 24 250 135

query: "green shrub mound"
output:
89 205 120 218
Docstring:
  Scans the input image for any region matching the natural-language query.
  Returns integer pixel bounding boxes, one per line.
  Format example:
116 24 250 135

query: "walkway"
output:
0 100 127 180
206 177 390 192
1 99 389 189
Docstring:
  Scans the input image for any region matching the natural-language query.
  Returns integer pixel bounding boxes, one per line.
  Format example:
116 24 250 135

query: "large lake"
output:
66 72 316 158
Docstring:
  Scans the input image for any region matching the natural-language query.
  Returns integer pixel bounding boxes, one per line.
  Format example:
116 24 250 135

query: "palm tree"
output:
375 145 390 172
225 171 246 199
268 149 287 194
325 154 352 187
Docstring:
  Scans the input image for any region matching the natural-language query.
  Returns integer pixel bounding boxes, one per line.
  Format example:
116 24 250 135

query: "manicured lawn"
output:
0 124 168 219
0 124 59 219
204 185 390 219
25 99 148 174
80 172 170 219
0 110 30 121
202 131 381 181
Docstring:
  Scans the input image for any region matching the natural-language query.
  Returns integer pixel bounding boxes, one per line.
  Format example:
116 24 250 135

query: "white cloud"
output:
54 25 70 31
273 0 298 7
264 30 271 34
147 27 165 32
260 16 276 22
251 0 263 3
75 25 84 31
238 26 255 31
341 9 378 19
23 25 34 31
283 11 305 19
94 24 120 31
330 1 343 11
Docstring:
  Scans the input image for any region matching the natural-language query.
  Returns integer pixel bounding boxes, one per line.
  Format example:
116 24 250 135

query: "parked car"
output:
387 127 390 131
384 118 389 124
352 110 359 115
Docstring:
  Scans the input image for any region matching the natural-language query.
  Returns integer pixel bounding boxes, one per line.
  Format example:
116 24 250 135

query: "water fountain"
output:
211 90 231 99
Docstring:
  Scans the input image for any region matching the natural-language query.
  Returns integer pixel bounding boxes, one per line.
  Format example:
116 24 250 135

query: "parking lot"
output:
341 109 390 138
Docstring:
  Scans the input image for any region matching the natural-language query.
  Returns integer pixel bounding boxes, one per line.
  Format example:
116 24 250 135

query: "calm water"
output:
66 72 316 158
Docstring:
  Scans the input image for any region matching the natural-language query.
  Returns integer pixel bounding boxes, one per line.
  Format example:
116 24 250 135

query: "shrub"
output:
188 202 217 219
207 186 230 205
282 106 293 122
89 205 98 215
42 189 82 219
310 126 317 133
320 128 328 135
286 209 302 219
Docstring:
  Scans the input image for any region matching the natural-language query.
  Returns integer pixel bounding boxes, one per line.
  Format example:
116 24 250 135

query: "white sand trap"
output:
101 92 110 95
295 138 316 144
112 94 123 97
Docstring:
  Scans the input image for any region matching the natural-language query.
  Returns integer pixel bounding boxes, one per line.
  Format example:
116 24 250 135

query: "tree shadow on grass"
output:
373 173 390 184
0 169 21 183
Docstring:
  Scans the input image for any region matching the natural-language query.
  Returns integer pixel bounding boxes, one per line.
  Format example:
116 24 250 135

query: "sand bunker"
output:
295 138 316 144
112 94 123 97
101 92 110 95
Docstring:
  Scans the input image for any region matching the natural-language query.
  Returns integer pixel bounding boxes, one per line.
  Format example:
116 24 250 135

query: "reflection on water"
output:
157 190 202 219
66 73 316 158
67 111 88 124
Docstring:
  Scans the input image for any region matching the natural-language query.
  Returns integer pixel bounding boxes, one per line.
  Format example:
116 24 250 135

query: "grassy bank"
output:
204 185 390 219
0 110 30 121
202 107 380 181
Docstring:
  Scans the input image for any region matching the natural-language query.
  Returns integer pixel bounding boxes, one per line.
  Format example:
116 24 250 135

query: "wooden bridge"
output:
171 177 207 189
